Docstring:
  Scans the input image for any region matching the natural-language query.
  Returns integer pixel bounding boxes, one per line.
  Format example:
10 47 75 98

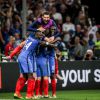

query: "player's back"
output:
19 36 39 59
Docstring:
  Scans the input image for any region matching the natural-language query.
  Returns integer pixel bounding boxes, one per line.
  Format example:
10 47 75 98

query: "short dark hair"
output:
42 11 50 16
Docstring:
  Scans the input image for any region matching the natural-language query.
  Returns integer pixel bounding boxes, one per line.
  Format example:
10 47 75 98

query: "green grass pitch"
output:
0 90 100 100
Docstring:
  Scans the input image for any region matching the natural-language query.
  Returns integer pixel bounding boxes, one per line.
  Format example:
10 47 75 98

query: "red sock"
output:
10 46 22 58
51 79 56 96
39 79 43 96
26 78 35 97
43 79 48 96
15 77 26 94
55 58 58 75
35 80 41 96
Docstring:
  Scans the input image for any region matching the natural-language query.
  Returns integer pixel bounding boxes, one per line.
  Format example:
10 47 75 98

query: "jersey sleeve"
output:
27 20 39 32
10 46 22 58
52 20 60 38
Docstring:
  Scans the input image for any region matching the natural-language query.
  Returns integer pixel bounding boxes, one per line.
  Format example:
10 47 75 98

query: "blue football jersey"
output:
19 36 40 58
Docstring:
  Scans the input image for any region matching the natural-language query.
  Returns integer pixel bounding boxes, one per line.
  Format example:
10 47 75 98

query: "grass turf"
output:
0 90 100 100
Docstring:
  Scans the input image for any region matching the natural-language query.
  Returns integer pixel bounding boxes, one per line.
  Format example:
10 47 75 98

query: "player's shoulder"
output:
50 19 55 23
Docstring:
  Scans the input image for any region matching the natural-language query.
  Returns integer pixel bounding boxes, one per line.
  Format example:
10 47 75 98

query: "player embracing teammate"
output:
6 11 62 99
28 11 62 98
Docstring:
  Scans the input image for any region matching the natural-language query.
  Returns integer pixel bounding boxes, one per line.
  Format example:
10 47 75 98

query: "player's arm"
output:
40 41 57 49
52 21 60 38
4 41 25 60
9 41 25 58
50 37 61 44
27 20 39 32
27 20 45 32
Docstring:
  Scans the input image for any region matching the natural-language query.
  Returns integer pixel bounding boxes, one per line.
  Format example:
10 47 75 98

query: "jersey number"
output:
25 42 32 50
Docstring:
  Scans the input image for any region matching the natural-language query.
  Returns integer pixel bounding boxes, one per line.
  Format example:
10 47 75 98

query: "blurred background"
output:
0 0 100 62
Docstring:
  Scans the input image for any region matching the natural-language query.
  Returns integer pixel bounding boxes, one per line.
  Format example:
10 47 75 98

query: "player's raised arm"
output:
27 20 40 32
3 41 25 60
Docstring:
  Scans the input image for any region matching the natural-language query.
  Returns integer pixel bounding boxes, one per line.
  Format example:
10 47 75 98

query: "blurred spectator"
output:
81 26 89 54
75 10 89 26
56 37 69 61
61 47 69 61
82 25 89 42
62 16 75 45
84 49 96 60
88 34 95 49
0 0 99 61
75 24 84 40
1 24 10 45
73 36 83 60
59 4 67 22
88 25 98 41
12 12 22 25
62 16 75 32
4 36 15 56
94 30 100 49
0 28 5 48
52 6 62 21
94 30 100 59
14 32 21 47
11 21 22 37
0 0 13 30
15 0 22 13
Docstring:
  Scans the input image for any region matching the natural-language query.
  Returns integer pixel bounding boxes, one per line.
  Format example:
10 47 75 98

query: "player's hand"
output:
2 56 11 60
44 37 50 42
50 37 61 44
37 27 45 32
49 36 55 43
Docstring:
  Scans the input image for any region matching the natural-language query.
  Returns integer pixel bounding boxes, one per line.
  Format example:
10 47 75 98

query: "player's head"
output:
50 26 56 32
35 30 45 39
50 26 56 35
42 11 50 24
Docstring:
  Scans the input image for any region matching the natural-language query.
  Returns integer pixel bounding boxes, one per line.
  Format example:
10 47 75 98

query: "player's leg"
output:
50 73 56 98
35 77 41 97
14 73 27 99
26 56 36 99
35 62 42 98
43 76 49 98
14 58 28 99
41 57 49 97
26 73 36 99
49 55 57 98
39 77 43 97
37 56 49 98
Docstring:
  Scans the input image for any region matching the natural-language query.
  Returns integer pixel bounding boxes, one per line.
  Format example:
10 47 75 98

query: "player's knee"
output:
37 77 41 80
44 76 48 80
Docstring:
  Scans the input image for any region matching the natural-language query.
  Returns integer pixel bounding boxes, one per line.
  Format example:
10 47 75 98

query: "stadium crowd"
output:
0 0 100 61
